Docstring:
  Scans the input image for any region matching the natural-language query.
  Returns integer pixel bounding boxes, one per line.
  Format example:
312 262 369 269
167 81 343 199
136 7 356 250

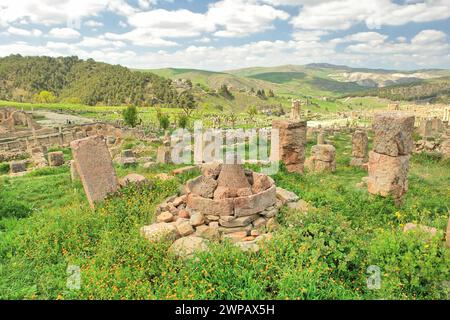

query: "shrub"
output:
122 105 139 127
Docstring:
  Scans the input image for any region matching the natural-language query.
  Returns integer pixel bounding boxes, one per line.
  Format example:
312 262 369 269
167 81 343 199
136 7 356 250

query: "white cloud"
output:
0 0 136 27
5 26 42 37
127 9 215 38
208 0 290 37
411 29 447 45
291 0 450 31
48 28 81 39
84 20 104 28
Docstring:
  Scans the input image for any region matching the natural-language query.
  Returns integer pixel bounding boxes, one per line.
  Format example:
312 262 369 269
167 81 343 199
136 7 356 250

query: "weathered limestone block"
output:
140 223 180 242
311 144 335 162
10 160 27 173
200 162 222 179
307 144 336 173
186 194 234 216
367 151 409 200
234 185 277 217
313 159 336 173
169 236 209 259
157 146 172 164
373 112 415 156
119 173 148 187
251 173 273 194
219 215 258 228
271 120 307 173
186 176 218 199
276 187 299 204
403 223 437 237
70 136 119 208
195 224 220 241
351 130 368 159
317 132 325 145
48 151 65 167
213 163 251 199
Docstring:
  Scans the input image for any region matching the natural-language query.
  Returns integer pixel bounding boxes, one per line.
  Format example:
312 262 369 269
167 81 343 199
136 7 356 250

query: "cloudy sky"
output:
0 0 449 71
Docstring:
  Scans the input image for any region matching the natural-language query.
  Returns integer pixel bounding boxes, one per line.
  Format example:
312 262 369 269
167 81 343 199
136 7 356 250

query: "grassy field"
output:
0 132 449 300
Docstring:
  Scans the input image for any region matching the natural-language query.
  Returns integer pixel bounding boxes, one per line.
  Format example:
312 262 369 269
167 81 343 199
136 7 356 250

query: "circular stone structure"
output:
154 162 281 245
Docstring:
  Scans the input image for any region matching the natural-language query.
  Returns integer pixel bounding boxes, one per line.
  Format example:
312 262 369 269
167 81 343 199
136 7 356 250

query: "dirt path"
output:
31 111 94 127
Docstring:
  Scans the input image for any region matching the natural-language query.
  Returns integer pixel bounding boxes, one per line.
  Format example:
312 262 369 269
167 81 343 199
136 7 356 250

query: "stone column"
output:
419 118 433 138
290 100 301 120
317 131 325 145
350 130 368 168
367 112 415 203
271 120 307 173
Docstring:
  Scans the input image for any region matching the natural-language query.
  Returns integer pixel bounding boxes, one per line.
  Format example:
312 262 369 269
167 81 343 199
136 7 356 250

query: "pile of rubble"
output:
141 162 298 256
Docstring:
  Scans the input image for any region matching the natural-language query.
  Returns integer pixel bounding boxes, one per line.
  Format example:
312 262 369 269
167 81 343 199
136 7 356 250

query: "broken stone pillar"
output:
70 136 119 208
157 146 172 164
10 160 27 173
271 120 307 173
350 130 368 167
48 151 65 167
419 118 433 139
290 100 301 120
306 144 336 173
368 112 415 203
431 117 443 133
317 131 325 145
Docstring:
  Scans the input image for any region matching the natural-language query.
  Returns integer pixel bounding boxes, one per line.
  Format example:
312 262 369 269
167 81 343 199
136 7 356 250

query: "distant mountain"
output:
148 64 448 98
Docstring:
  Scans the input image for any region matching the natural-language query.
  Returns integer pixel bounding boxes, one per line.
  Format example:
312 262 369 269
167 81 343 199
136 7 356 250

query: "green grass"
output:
0 132 449 300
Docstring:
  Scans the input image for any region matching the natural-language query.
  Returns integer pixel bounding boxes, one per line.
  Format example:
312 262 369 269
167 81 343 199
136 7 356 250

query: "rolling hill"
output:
146 63 447 98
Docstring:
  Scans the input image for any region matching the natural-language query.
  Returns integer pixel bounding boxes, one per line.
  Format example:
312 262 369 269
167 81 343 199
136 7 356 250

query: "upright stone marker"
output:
70 136 118 208
350 130 368 167
271 120 307 173
368 112 414 203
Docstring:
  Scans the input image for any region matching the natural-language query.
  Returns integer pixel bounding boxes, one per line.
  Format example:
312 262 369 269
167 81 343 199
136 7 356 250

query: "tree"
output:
177 113 189 129
122 105 139 127
177 90 196 117
34 90 56 103
256 89 267 100
246 105 258 124
219 84 233 99
159 113 170 131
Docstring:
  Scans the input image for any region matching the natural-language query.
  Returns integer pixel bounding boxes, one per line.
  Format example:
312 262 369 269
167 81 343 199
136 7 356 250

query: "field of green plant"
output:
0 132 449 300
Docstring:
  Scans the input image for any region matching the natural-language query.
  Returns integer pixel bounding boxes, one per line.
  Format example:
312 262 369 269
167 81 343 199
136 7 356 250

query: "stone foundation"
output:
145 163 281 250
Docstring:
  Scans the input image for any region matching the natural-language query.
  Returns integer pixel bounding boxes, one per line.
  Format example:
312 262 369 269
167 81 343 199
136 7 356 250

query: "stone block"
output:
70 136 119 208
372 112 415 156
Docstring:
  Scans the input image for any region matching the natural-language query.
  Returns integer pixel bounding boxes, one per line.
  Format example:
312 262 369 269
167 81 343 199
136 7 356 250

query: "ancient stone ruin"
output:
350 130 368 168
70 136 119 208
0 108 40 133
142 162 283 254
306 144 336 173
367 111 415 203
271 119 307 173
290 100 302 120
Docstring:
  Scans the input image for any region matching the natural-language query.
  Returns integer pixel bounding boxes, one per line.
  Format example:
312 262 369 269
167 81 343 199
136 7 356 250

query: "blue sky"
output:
0 0 449 71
